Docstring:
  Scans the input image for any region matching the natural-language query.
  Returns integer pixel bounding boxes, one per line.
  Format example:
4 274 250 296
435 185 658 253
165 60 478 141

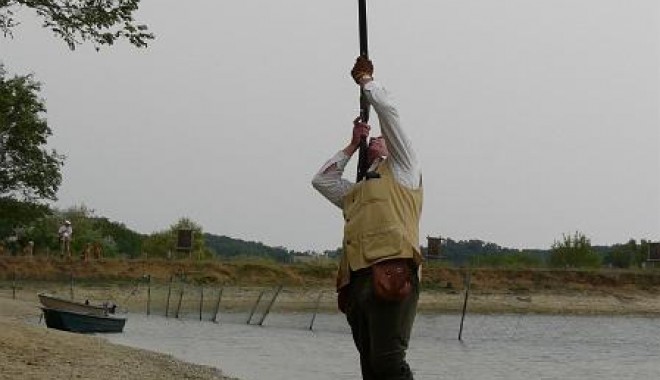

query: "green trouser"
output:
345 268 419 380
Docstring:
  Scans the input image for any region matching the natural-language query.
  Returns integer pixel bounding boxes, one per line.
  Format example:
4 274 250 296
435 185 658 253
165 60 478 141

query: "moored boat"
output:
38 293 114 317
41 307 126 333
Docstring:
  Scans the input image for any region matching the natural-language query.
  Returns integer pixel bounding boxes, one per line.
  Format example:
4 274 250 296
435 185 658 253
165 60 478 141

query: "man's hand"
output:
351 117 370 146
351 56 374 85
344 117 371 156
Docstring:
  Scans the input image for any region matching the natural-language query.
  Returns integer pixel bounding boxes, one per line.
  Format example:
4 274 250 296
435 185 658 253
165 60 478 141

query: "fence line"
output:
1 271 653 341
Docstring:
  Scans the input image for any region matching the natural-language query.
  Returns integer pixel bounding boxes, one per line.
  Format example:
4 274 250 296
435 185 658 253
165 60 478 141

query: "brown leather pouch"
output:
371 259 413 302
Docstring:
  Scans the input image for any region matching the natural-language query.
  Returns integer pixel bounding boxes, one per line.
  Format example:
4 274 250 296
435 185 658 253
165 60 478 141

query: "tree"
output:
142 217 212 260
605 239 637 268
22 205 143 257
0 66 63 234
1 0 153 50
549 231 601 268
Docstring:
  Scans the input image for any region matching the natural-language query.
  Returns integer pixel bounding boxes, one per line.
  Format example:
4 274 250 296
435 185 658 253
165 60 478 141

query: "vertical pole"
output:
69 269 74 300
212 287 224 323
246 289 265 325
199 286 204 321
458 268 471 341
165 275 173 318
258 285 283 326
308 290 324 331
12 270 16 300
356 0 370 182
146 275 152 316
175 282 184 319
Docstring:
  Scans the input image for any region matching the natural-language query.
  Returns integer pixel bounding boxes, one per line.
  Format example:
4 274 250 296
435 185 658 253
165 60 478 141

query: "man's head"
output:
367 136 388 164
64 220 71 225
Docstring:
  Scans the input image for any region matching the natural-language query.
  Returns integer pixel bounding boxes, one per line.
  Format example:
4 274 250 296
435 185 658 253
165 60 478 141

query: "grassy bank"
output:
1 257 660 315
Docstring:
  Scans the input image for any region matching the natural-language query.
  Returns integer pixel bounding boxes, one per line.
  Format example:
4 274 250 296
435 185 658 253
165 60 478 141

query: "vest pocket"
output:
361 225 404 262
361 179 388 203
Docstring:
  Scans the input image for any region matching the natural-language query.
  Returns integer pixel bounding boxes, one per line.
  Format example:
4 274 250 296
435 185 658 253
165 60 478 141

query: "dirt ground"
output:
1 258 660 379
0 297 236 380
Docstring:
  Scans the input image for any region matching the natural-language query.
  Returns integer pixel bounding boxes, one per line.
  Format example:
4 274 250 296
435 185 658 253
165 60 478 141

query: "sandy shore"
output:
1 282 659 380
0 297 236 380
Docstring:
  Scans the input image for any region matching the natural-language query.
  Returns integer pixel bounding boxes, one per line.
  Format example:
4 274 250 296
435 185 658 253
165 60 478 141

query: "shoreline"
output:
3 279 660 316
0 296 237 380
1 283 659 379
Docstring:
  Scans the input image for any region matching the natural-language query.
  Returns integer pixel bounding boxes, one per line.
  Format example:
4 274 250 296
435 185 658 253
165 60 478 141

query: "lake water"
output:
107 312 660 380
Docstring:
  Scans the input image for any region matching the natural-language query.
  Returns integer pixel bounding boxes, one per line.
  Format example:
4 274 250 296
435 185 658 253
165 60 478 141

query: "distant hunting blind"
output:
176 229 193 252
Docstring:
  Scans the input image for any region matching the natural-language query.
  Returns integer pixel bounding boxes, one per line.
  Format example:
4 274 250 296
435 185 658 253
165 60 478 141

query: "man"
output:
312 57 423 380
58 220 73 259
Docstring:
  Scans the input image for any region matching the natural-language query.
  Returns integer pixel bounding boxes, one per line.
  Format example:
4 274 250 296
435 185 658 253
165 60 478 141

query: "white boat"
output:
38 293 115 317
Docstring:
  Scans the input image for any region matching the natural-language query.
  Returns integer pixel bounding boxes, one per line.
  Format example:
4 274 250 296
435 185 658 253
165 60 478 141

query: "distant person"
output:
58 220 73 259
312 57 423 379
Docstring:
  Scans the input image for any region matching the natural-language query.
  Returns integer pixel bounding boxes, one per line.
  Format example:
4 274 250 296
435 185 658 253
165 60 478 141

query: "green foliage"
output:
141 230 171 258
0 66 64 205
549 231 601 268
142 217 211 259
0 66 63 239
204 233 295 263
605 239 636 268
1 0 154 50
470 251 543 268
15 205 143 257
604 239 651 269
90 216 142 257
295 262 338 278
0 197 50 238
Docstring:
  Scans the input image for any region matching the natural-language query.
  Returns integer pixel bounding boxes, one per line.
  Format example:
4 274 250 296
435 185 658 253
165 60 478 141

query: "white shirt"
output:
58 225 72 239
312 80 421 209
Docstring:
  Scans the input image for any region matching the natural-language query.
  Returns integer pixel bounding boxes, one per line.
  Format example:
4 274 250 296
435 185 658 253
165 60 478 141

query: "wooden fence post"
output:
12 270 16 300
69 270 74 300
175 281 185 319
258 285 283 326
458 268 471 341
247 289 265 325
308 290 324 331
146 275 152 316
199 286 204 321
165 275 173 318
212 287 224 323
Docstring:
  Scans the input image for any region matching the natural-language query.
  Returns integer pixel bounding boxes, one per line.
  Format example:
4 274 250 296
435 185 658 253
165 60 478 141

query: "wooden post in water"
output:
146 275 152 316
308 290 325 331
212 287 224 323
246 289 265 325
199 286 204 321
175 282 185 319
458 268 471 341
258 285 283 326
165 275 173 318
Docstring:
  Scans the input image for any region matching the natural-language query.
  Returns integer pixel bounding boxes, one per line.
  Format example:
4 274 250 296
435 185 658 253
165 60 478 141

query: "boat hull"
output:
41 307 126 333
38 293 109 317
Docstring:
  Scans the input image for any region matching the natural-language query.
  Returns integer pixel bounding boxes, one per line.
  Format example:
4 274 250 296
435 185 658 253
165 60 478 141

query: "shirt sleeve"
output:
311 150 355 209
363 81 421 189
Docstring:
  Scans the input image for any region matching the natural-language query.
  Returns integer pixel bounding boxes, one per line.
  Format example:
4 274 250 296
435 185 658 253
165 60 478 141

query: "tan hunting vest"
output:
336 159 423 290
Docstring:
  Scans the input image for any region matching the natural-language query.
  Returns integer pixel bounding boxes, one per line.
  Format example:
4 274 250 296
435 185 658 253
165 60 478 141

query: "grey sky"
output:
1 0 658 252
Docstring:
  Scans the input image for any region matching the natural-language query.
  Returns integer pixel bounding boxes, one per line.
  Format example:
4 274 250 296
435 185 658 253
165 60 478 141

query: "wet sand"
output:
0 297 236 380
